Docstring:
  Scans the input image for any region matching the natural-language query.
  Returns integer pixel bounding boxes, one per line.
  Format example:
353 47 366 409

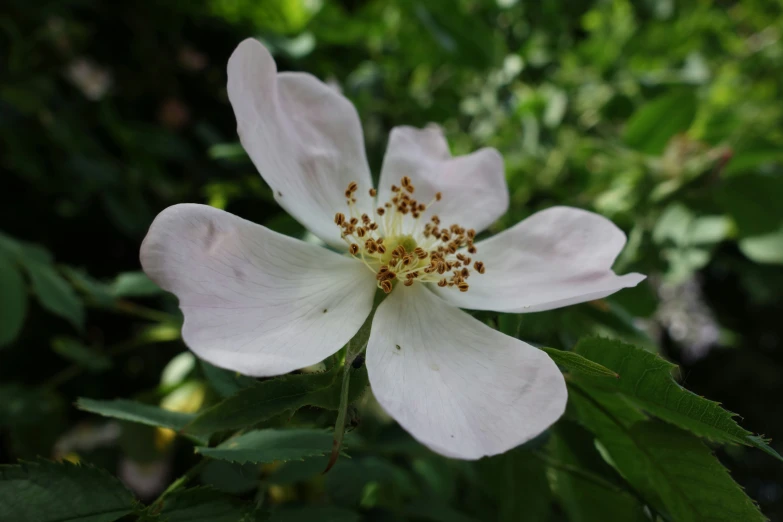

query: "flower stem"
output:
323 291 383 473
149 457 210 514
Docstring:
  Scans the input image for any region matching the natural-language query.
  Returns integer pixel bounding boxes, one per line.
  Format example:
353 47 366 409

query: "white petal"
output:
227 39 372 248
367 284 567 459
435 206 645 313
140 204 376 377
377 125 508 233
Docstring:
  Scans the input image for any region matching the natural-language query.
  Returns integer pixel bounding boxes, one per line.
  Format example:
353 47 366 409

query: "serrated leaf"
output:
0 459 135 522
549 425 648 522
184 365 367 436
569 385 765 522
574 337 782 461
24 260 84 330
541 347 618 378
200 360 258 398
76 398 206 445
0 254 27 347
474 448 551 522
623 91 697 155
196 429 333 464
52 337 112 372
159 487 257 522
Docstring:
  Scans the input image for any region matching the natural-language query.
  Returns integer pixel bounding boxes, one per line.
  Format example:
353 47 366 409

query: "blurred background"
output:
1 0 782 519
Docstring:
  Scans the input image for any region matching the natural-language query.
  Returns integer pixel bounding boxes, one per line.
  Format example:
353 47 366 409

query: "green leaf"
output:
196 429 334 464
200 360 258 398
0 459 135 522
185 365 367 437
270 506 359 522
569 386 765 522
474 448 552 522
52 337 112 372
62 267 116 307
739 226 783 265
24 260 84 330
110 271 163 297
549 425 648 522
0 384 63 427
159 487 257 522
76 398 205 445
541 347 619 378
0 254 27 347
199 461 260 494
573 337 782 461
623 91 697 155
716 173 783 237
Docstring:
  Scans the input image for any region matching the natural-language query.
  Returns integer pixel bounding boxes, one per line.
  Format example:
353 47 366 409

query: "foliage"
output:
1 0 782 520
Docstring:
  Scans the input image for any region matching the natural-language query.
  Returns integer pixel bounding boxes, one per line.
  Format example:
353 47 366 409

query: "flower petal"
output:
140 204 376 377
377 125 508 233
434 206 645 313
367 283 567 459
227 39 372 248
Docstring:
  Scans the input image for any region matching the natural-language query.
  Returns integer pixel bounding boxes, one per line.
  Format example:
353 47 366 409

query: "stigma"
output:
335 177 486 294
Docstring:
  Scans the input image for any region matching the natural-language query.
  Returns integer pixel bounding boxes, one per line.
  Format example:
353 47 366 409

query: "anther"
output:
437 279 448 287
350 217 359 225
435 192 442 201
474 261 485 274
334 213 345 225
377 207 385 216
403 279 414 286
369 188 377 197
347 181 358 193
401 176 411 187
458 282 469 292
349 244 359 255
380 280 393 293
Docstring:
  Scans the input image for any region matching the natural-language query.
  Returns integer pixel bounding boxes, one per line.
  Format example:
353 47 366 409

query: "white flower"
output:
140 39 645 460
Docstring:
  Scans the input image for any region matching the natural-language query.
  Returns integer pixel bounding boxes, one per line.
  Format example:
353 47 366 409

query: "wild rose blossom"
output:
140 39 645 459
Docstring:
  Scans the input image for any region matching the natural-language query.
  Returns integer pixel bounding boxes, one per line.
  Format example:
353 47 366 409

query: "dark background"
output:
1 0 782 519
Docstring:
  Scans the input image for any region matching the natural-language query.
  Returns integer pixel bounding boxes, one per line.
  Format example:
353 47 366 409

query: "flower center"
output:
334 177 486 294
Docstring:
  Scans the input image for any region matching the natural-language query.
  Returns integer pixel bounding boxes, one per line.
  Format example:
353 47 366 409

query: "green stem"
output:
112 300 176 323
149 458 210 513
323 291 382 473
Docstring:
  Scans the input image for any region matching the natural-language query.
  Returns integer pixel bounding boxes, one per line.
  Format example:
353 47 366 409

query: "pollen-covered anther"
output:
336 176 486 293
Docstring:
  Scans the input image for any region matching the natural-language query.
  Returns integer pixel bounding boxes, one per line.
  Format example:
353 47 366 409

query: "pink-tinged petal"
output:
227 39 372 248
140 204 376 377
435 206 645 313
367 283 567 459
377 125 508 234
